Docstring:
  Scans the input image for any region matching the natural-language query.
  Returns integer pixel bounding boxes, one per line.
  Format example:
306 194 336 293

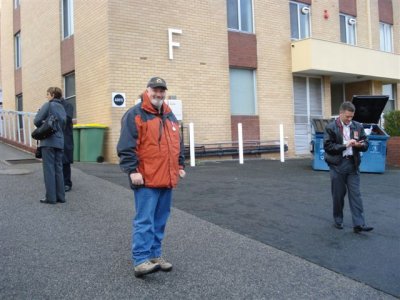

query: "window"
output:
229 68 256 115
14 32 21 69
340 14 357 45
227 0 253 33
380 23 393 52
290 1 311 40
64 72 76 118
14 0 20 9
382 84 396 113
15 94 23 129
62 0 74 39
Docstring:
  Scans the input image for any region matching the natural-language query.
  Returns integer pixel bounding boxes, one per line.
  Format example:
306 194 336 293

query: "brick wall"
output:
18 0 62 113
339 0 357 16
255 0 295 156
61 37 75 75
379 0 394 24
231 116 260 142
387 137 400 166
1 0 16 109
106 0 231 162
228 31 257 69
311 0 340 42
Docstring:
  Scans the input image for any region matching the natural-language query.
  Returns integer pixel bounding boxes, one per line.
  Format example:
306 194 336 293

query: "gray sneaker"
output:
134 260 160 277
150 257 172 272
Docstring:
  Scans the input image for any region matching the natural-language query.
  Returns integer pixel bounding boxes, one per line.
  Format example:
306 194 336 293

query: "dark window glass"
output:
64 73 76 118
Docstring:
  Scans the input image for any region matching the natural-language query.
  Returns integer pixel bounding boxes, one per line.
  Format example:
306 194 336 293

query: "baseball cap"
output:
147 77 168 90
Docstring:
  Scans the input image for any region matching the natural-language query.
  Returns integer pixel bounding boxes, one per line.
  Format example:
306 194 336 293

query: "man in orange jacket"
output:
117 77 185 277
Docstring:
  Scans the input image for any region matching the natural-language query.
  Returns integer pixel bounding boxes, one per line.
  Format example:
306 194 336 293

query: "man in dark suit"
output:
324 101 373 233
60 97 74 192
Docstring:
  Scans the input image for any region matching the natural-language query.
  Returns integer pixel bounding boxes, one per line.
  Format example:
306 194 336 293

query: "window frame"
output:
14 32 21 69
339 14 357 45
62 0 74 39
379 22 393 53
289 1 312 40
63 72 77 118
227 0 255 33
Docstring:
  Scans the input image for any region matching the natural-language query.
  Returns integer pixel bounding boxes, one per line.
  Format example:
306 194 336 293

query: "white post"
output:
238 123 244 164
28 114 33 147
280 124 285 162
0 111 4 138
8 113 12 139
22 113 26 145
189 122 195 167
17 112 21 143
12 113 16 141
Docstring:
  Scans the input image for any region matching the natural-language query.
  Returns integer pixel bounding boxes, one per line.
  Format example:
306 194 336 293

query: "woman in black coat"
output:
60 98 74 191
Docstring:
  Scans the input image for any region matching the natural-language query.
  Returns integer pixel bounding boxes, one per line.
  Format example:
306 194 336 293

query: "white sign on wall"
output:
112 92 126 107
165 100 183 121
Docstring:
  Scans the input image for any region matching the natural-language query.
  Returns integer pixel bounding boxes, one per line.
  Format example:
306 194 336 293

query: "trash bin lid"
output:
352 95 388 124
73 123 108 129
312 119 331 133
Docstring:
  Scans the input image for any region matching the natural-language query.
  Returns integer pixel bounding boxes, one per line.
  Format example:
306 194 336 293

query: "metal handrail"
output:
0 109 37 148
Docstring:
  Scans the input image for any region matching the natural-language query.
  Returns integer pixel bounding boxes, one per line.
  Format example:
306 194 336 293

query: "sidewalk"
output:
0 141 397 299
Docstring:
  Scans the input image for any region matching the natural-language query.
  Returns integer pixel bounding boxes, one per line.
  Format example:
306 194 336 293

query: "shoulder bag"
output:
31 102 58 140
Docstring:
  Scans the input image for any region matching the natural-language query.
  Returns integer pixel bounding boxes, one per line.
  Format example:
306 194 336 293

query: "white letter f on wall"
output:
168 28 182 60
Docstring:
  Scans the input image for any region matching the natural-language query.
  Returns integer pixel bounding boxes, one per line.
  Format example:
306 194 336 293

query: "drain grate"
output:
5 159 42 165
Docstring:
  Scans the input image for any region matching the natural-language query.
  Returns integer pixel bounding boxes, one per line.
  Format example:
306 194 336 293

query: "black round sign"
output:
113 94 125 106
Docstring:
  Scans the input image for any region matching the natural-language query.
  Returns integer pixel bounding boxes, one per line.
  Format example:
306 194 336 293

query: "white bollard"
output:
189 122 195 167
280 124 285 162
238 123 244 164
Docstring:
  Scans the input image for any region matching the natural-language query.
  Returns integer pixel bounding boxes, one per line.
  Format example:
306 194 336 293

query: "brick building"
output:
0 0 399 162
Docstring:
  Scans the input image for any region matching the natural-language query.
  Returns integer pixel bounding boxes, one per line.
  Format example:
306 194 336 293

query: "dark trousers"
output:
42 147 65 203
329 158 365 226
63 163 72 187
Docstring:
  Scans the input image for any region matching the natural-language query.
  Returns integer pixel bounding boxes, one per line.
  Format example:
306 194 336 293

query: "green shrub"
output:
384 110 400 137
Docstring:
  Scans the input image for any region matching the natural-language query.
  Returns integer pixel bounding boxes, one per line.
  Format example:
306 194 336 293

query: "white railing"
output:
0 109 37 148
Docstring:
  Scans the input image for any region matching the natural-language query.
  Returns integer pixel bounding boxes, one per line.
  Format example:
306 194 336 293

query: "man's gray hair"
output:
340 101 355 112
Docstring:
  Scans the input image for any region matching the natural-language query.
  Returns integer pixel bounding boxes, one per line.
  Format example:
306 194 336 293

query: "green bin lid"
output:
73 123 108 129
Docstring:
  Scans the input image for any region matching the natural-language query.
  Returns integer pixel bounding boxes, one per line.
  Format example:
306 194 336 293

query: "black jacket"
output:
60 98 74 164
323 118 369 169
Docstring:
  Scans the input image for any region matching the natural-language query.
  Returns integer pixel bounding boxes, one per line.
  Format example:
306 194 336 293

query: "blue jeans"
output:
132 187 172 266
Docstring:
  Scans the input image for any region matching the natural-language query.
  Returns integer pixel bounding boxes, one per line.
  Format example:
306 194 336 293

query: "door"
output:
293 76 323 154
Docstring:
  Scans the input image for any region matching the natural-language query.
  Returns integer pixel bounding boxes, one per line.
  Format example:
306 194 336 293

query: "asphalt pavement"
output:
1 141 399 299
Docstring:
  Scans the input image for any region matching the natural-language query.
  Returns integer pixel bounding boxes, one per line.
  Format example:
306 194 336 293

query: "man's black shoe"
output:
64 185 72 192
353 225 374 233
40 199 56 204
334 223 343 229
57 199 66 203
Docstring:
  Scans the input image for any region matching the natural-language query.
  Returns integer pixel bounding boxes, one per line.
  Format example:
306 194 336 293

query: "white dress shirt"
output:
341 121 353 156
